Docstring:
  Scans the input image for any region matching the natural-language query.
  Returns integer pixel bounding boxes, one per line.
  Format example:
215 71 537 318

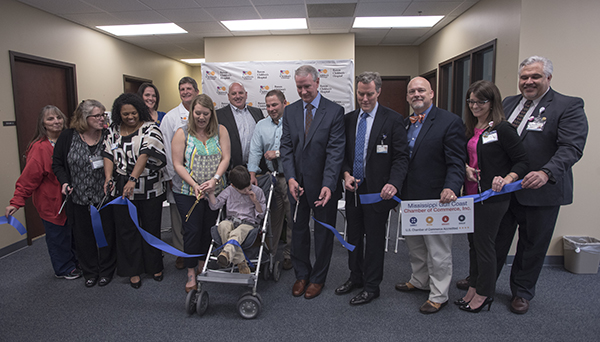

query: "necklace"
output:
80 130 101 146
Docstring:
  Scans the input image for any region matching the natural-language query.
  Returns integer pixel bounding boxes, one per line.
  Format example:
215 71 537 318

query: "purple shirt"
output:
209 184 266 224
465 127 485 195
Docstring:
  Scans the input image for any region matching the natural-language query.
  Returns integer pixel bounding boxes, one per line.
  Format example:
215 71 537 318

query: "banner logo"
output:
242 70 254 80
279 70 291 79
205 70 217 80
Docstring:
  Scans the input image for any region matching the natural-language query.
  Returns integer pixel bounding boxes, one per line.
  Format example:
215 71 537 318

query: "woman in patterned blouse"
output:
172 94 230 293
52 100 116 287
102 93 167 289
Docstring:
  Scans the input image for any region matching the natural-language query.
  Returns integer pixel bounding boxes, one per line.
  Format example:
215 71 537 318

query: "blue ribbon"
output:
359 180 523 205
90 197 204 258
0 216 27 235
212 239 255 268
311 217 355 252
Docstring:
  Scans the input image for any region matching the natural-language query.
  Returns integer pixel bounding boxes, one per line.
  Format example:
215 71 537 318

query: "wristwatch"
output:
275 150 280 158
128 176 138 183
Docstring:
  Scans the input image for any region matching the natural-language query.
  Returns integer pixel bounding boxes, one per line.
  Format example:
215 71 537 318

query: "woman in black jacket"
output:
456 80 529 312
53 100 116 287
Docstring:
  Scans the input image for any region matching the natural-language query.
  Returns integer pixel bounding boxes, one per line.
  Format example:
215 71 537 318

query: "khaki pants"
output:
217 220 254 265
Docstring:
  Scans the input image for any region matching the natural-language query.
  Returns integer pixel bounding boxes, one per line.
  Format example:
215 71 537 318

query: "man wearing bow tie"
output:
495 56 588 314
335 71 409 305
395 77 467 314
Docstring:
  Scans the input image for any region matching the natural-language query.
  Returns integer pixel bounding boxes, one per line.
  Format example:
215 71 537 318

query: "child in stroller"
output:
206 165 266 274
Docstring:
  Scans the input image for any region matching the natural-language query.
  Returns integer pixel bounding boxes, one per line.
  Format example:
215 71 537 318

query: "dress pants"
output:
405 234 453 303
217 221 254 265
266 175 292 258
41 219 78 276
174 193 219 269
345 183 388 294
113 195 165 277
290 191 337 284
467 198 510 297
495 194 561 300
167 183 184 251
71 203 116 280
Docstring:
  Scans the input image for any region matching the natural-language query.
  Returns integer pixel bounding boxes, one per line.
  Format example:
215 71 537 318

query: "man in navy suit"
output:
395 77 467 314
216 82 265 170
335 72 409 305
280 65 345 300
495 56 588 314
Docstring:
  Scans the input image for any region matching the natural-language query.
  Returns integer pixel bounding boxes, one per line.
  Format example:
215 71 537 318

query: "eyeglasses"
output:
88 113 105 119
466 99 490 106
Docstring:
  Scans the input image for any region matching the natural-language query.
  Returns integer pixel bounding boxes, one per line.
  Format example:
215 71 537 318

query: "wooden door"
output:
9 51 77 244
380 77 410 118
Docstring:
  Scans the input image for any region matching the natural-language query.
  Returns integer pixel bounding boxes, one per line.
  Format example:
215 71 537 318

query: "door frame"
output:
9 51 78 245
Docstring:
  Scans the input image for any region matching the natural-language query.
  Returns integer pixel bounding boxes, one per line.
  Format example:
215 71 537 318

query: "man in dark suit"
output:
395 77 467 314
280 65 345 300
495 56 588 314
335 72 409 305
216 82 265 170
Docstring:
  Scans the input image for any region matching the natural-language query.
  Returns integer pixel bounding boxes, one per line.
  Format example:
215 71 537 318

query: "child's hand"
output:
247 190 257 202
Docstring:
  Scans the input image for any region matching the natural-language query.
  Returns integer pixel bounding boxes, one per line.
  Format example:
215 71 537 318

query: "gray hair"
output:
295 65 319 82
519 56 553 77
357 71 382 92
228 82 246 92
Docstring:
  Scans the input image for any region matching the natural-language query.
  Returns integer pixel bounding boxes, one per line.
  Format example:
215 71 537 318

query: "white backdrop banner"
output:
201 60 355 116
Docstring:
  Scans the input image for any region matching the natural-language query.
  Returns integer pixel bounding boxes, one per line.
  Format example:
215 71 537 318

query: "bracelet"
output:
213 174 221 180
507 174 517 182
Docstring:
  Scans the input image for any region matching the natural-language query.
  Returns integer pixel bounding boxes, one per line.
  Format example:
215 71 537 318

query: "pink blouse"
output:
465 127 485 195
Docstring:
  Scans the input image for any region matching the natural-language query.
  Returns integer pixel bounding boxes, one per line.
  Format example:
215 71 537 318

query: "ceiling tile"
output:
178 21 231 35
255 5 306 19
83 0 151 12
156 8 213 22
110 11 170 24
203 6 260 21
403 1 463 16
308 17 354 30
354 2 411 16
19 0 103 14
140 0 200 10
61 12 124 26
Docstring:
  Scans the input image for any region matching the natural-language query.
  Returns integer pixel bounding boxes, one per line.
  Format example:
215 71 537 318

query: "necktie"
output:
409 114 425 124
305 103 313 138
353 112 369 181
512 100 533 128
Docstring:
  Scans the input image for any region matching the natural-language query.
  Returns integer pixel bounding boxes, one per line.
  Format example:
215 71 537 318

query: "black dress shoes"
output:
85 278 97 287
335 279 363 295
350 290 379 305
510 296 529 314
98 277 112 287
130 278 142 289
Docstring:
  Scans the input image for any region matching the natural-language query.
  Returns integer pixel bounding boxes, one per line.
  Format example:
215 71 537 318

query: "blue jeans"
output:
42 219 77 276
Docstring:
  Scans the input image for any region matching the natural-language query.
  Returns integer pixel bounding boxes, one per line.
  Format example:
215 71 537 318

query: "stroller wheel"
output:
237 294 261 319
196 290 209 316
273 260 282 282
262 262 271 281
185 289 198 315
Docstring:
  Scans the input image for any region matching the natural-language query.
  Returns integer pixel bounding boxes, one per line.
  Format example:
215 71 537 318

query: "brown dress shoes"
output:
304 283 324 299
292 279 307 297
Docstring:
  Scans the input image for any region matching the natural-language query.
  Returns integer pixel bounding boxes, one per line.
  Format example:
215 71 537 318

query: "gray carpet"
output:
1 211 599 341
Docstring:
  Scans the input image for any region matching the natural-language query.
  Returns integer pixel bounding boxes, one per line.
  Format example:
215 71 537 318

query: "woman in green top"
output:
172 94 231 293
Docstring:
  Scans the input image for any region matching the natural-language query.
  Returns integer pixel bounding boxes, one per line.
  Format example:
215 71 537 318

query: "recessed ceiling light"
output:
353 16 444 28
96 23 187 36
222 18 307 31
181 58 205 64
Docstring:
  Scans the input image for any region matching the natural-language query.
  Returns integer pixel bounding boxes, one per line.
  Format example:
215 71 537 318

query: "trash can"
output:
563 236 600 274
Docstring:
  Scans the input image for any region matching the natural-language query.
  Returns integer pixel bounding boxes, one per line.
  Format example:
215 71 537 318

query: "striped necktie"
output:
512 100 533 127
353 112 369 181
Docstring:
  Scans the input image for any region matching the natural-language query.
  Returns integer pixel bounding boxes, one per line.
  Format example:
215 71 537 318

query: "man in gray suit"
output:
216 82 264 170
495 56 588 314
280 65 345 300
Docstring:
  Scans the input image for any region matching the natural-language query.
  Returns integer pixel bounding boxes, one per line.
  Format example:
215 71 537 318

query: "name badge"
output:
526 117 546 131
111 143 118 150
482 131 498 144
90 155 104 169
377 145 388 153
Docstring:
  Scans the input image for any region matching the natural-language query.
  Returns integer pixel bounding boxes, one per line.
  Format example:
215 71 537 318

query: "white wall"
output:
0 0 193 249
